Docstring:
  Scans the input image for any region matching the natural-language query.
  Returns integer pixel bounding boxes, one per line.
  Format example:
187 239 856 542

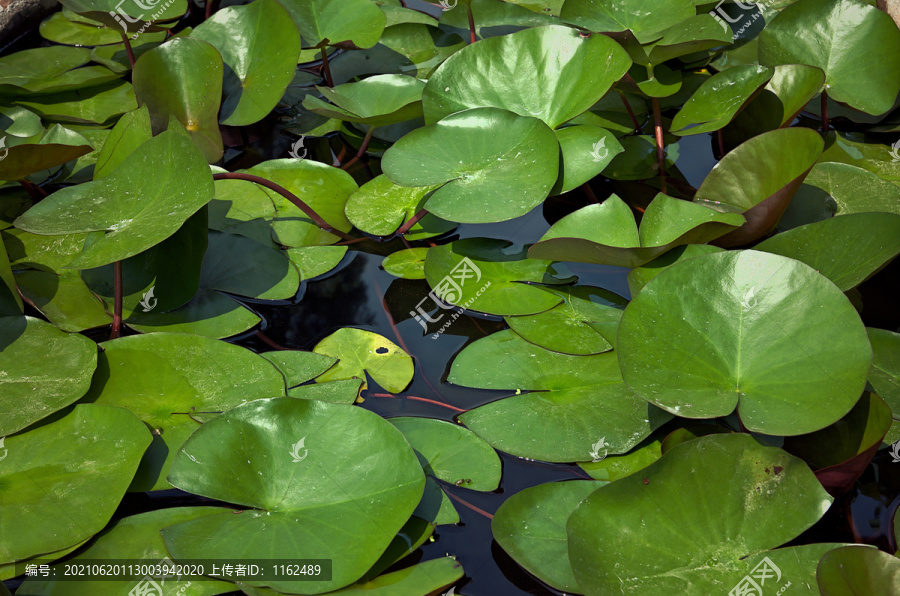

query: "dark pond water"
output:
4 3 900 594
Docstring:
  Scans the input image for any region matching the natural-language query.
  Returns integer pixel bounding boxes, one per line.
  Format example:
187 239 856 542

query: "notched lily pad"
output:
313 327 414 393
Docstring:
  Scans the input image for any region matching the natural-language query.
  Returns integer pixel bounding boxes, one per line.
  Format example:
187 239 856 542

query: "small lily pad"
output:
313 327 414 393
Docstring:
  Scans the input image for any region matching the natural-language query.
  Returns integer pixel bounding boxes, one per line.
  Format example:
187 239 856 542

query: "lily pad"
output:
424 238 572 316
381 107 559 224
303 74 425 127
578 438 662 481
423 24 631 129
0 241 21 316
389 416 502 490
0 403 151 564
493 480 604 592
551 125 623 194
313 327 414 393
192 0 302 126
280 0 387 49
759 0 900 115
671 64 773 135
602 134 680 180
94 105 152 179
567 433 835 594
0 315 97 436
163 397 425 593
868 328 900 417
504 285 626 355
14 129 214 269
755 213 900 291
818 131 900 187
528 194 744 268
132 37 224 163
16 80 138 126
261 350 337 389
561 0 697 44
83 332 286 491
817 545 900 596
693 127 824 246
626 244 723 297
15 269 110 332
0 124 93 182
0 46 91 92
345 175 452 239
382 247 428 279
57 0 187 33
125 290 261 339
617 250 873 435
453 330 672 462
286 245 348 280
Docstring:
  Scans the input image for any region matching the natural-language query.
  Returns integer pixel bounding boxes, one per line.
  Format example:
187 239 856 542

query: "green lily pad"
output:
18 507 235 595
453 330 671 462
164 397 424 593
868 328 900 417
818 131 900 187
755 213 900 291
8 64 121 96
0 403 151 564
0 105 42 139
759 0 900 115
439 0 556 39
578 438 662 481
0 124 93 182
313 327 414 393
15 269 110 332
602 134 680 180
200 231 300 300
529 194 744 268
191 0 301 126
57 0 186 33
567 433 835 594
287 379 362 404
493 480 603 592
327 23 466 82
94 105 152 179
551 125 623 194
626 244 723 297
303 74 425 127
243 159 357 247
389 417 502 490
504 285 626 355
286 246 348 280
382 247 428 279
0 46 91 92
16 80 138 126
345 175 452 239
561 0 696 44
84 332 286 491
693 127 823 246
280 0 386 49
261 350 337 388
0 241 21 316
0 315 97 436
728 64 826 135
625 14 732 70
14 129 214 269
423 24 630 129
424 238 572 316
671 64 773 135
817 545 900 596
132 37 224 163
125 289 261 339
618 250 873 435
382 107 559 224
89 33 170 74
40 11 130 47
414 476 460 525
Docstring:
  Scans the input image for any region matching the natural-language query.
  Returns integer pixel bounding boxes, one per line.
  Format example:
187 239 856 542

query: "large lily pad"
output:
693 127 823 246
493 480 604 592
561 0 697 44
16 80 137 126
567 433 835 594
424 238 572 316
626 244 724 297
617 250 872 435
671 64 773 135
192 0 301 126
381 107 559 224
345 175 452 239
93 105 152 179
422 24 631 129
164 397 425 593
0 315 97 436
755 213 900 291
303 74 425 127
389 417 502 490
528 194 744 268
453 330 671 462
132 37 224 163
0 403 151 564
759 0 900 115
280 0 386 49
0 46 91 92
313 327 414 393
14 129 214 269
817 545 900 596
83 332 286 491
